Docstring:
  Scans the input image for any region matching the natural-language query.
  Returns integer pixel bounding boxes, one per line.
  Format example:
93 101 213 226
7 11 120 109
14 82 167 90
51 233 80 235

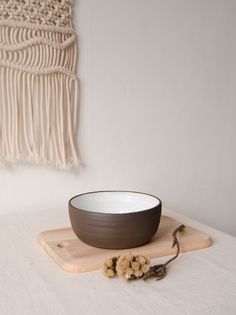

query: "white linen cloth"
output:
0 208 236 315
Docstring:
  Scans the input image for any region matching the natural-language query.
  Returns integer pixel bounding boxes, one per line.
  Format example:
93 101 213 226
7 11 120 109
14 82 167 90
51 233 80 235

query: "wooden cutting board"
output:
38 215 212 273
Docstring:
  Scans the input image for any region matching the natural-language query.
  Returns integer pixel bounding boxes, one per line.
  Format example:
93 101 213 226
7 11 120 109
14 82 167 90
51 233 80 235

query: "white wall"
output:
0 0 235 236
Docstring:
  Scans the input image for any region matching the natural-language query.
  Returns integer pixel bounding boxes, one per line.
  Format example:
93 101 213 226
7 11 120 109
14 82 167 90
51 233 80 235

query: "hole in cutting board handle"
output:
57 242 70 248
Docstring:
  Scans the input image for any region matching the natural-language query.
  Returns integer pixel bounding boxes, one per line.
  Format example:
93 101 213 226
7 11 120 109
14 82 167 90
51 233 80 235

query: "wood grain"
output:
38 216 212 273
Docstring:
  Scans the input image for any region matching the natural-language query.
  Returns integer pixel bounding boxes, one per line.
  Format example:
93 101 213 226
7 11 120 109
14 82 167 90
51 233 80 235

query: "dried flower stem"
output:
143 224 185 281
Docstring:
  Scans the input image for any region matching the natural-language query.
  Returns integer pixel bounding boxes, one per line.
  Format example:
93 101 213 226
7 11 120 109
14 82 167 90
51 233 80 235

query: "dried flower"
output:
134 270 143 278
102 256 120 278
101 225 185 282
107 269 115 278
105 258 113 268
116 255 131 277
131 261 140 271
136 255 146 265
116 253 150 281
141 263 149 273
125 268 135 280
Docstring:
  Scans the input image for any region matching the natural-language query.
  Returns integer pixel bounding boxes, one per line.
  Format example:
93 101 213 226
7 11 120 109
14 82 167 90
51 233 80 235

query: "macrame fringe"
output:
0 67 79 169
0 9 79 169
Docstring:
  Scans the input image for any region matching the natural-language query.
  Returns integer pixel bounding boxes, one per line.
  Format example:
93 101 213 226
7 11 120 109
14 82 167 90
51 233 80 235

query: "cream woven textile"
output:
0 0 79 169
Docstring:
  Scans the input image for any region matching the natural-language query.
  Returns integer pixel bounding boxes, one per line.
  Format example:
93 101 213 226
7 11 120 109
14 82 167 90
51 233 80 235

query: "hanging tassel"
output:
0 1 79 169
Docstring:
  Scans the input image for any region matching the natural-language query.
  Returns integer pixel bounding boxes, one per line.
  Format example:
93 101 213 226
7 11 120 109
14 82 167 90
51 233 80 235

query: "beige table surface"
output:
0 208 236 315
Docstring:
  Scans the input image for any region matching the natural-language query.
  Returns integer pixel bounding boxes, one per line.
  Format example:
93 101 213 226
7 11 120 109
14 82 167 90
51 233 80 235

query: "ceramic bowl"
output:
68 191 162 249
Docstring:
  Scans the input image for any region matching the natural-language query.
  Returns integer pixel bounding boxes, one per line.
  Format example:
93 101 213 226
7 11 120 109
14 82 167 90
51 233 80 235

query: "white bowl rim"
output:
69 190 162 215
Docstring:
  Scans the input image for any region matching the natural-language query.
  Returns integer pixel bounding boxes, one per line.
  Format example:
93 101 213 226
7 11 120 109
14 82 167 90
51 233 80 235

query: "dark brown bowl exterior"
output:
68 192 162 249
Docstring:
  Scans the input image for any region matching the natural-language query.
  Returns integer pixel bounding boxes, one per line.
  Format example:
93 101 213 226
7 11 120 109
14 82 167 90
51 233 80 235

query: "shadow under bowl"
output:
68 191 162 249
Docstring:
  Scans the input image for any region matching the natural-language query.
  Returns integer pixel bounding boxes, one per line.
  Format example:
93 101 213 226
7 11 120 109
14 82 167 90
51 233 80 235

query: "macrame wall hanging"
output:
0 0 79 169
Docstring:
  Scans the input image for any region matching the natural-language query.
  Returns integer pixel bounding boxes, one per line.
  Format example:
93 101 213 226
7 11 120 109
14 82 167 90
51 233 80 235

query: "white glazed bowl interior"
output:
70 191 160 214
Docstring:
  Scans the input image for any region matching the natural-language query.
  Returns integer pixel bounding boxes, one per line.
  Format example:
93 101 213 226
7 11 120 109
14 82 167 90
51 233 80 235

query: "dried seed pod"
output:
120 259 130 269
134 270 143 278
107 269 115 278
126 253 134 261
136 255 147 265
102 256 120 278
116 256 131 277
105 258 113 268
116 267 124 277
103 264 108 273
131 261 140 271
145 257 150 265
116 253 150 280
125 268 135 280
141 263 150 274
